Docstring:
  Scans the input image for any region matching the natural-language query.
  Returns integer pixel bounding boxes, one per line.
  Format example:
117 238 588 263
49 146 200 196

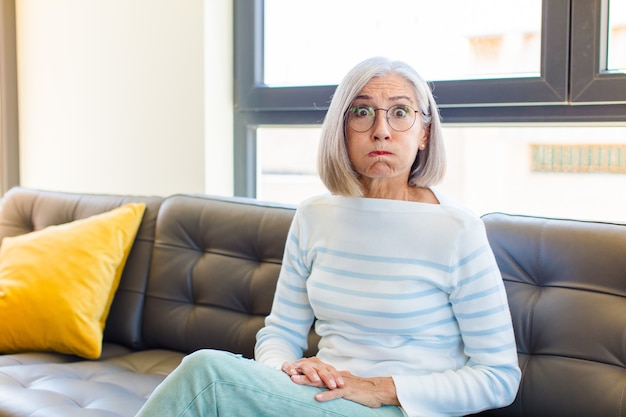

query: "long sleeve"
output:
255 211 315 369
392 220 520 417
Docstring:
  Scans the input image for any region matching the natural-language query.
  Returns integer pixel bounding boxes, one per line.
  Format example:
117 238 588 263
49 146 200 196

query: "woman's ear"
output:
419 127 429 149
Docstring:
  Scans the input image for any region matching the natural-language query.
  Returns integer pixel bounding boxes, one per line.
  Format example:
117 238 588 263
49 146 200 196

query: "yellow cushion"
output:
0 203 146 359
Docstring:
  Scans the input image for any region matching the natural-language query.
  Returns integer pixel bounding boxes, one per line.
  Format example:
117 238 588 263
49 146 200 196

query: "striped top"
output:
255 192 520 417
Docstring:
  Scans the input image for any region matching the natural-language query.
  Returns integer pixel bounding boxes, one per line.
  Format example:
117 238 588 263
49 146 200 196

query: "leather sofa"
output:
0 187 624 417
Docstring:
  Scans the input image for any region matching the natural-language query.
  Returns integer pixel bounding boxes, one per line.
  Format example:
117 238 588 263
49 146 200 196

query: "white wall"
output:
16 0 233 197
203 0 233 196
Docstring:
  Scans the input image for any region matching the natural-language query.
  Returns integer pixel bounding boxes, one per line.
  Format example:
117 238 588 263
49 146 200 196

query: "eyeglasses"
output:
346 105 421 132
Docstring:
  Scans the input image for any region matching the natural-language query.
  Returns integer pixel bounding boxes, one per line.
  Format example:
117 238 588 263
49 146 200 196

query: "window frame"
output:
234 0 626 197
570 0 626 102
0 0 20 196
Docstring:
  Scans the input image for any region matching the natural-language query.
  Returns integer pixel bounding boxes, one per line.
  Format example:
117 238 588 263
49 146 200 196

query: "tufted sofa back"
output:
478 213 626 417
140 194 302 358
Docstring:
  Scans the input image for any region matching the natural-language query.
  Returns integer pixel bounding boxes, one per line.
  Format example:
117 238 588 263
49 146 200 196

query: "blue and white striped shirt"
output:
255 192 520 417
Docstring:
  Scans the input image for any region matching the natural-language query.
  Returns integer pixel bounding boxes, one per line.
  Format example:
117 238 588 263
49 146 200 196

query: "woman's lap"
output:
136 349 404 417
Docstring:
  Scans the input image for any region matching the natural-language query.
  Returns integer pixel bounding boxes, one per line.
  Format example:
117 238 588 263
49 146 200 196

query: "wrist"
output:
373 377 400 406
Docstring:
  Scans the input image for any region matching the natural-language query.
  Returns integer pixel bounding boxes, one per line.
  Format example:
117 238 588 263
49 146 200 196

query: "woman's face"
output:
345 73 428 185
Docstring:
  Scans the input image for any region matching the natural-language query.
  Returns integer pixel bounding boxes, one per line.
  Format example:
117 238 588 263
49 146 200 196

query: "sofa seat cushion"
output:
0 343 137 367
0 348 184 417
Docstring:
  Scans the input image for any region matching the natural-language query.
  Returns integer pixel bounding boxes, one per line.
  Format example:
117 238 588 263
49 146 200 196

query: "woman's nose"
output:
372 111 391 141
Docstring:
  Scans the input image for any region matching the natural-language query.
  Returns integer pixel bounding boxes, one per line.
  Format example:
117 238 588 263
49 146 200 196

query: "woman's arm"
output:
393 220 521 416
255 211 315 368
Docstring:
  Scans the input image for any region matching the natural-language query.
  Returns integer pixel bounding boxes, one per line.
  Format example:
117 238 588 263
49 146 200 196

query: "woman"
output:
136 57 521 417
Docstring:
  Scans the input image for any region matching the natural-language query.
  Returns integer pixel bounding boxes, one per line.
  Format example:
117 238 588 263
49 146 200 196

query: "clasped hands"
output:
281 357 399 408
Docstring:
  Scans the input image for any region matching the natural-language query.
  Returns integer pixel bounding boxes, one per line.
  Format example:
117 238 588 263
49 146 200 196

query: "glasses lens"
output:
347 106 375 132
387 105 416 132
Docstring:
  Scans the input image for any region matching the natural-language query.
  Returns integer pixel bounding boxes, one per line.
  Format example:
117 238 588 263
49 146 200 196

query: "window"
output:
440 124 626 222
235 0 626 221
256 124 626 223
236 0 572 113
257 127 325 203
264 0 542 85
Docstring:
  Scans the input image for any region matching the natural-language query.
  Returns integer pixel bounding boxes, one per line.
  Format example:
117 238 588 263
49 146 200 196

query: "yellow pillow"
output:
0 203 146 359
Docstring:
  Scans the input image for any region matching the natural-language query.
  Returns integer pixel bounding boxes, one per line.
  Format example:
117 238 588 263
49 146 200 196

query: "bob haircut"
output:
318 56 446 197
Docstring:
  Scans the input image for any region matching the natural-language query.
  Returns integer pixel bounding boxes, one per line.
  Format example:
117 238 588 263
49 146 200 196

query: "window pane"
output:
608 0 626 71
264 0 542 86
441 125 626 222
257 125 626 222
257 127 327 204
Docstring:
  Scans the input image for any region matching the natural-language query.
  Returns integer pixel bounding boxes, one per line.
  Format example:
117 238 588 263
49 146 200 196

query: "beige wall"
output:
15 0 232 196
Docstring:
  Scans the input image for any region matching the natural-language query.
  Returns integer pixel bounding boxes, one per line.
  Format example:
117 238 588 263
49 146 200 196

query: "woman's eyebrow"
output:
389 95 414 103
352 94 414 103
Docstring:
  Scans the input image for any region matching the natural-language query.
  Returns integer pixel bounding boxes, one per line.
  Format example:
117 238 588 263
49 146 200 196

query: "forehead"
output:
355 73 416 103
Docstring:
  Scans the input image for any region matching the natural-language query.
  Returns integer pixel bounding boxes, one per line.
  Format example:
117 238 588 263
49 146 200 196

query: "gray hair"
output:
318 56 446 197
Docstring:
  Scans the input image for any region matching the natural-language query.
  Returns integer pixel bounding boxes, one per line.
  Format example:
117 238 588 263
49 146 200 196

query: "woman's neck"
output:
360 179 439 204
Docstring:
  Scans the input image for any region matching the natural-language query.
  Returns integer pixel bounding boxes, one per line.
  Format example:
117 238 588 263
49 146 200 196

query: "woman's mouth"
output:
369 150 392 156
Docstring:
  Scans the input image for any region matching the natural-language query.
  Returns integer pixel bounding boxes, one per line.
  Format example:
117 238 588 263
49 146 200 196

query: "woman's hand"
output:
315 371 400 408
281 357 345 390
281 359 400 408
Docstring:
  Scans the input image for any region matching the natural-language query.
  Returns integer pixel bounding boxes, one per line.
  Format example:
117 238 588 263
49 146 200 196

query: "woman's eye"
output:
352 107 372 117
392 106 409 118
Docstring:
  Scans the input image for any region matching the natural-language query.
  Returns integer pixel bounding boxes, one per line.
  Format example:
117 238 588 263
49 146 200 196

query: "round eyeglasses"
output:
346 105 421 132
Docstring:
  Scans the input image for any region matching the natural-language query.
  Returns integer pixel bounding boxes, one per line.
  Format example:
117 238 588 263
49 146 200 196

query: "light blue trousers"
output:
136 350 405 417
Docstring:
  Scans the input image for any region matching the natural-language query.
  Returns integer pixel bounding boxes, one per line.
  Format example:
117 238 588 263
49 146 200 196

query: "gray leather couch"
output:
0 187 624 417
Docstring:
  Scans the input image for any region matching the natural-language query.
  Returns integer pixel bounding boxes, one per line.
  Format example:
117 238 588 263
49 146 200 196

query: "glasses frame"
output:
345 105 423 133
